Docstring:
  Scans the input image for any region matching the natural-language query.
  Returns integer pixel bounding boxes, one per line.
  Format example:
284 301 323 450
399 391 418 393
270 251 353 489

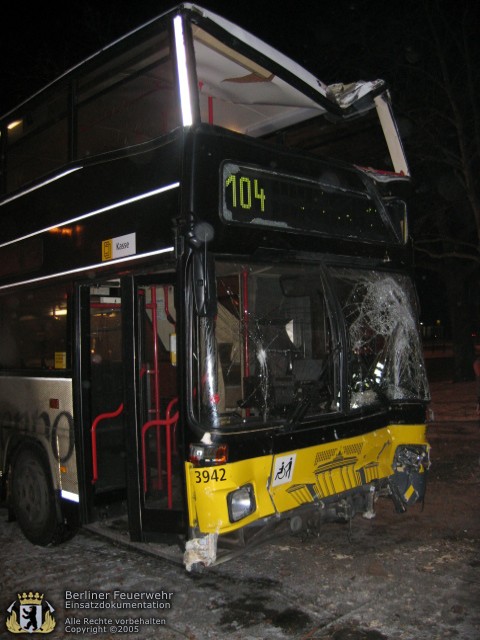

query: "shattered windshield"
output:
331 268 430 409
191 262 338 428
190 261 429 430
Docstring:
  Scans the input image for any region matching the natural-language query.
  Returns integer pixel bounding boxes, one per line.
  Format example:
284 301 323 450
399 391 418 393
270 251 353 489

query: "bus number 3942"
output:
194 468 227 483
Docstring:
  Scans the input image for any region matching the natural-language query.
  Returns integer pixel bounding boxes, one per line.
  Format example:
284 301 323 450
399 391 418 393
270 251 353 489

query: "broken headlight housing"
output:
393 444 430 473
227 484 256 522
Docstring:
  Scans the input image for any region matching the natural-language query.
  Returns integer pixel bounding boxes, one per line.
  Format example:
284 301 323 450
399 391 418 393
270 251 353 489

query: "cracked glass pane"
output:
192 262 338 428
190 262 429 430
331 267 430 408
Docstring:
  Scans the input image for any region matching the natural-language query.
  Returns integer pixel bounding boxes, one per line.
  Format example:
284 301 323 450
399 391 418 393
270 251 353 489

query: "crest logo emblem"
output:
6 592 56 634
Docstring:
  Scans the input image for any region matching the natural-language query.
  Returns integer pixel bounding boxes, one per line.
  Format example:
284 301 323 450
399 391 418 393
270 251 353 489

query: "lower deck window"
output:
0 284 70 370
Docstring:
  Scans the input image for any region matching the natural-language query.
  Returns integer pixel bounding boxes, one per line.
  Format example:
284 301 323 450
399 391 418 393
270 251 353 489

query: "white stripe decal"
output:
0 167 83 207
174 16 193 127
0 181 180 249
0 246 174 291
61 490 80 503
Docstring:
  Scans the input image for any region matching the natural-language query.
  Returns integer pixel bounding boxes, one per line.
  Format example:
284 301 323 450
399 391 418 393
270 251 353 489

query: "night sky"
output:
1 0 479 344
0 0 445 115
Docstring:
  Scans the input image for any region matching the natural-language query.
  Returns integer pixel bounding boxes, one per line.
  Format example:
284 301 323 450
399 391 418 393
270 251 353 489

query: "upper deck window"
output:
191 26 323 137
1 6 408 196
6 89 69 193
3 27 180 195
77 29 179 158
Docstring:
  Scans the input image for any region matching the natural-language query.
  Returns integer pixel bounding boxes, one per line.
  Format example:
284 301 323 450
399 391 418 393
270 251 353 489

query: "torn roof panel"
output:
185 3 387 116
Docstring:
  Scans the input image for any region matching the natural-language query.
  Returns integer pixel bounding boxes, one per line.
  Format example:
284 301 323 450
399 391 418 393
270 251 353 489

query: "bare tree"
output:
400 0 480 379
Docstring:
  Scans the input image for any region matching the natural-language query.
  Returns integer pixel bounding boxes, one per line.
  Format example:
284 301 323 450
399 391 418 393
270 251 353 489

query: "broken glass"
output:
331 267 430 408
192 262 338 428
190 262 429 430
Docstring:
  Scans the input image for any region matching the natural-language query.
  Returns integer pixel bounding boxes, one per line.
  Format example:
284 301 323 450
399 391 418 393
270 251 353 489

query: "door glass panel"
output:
89 283 125 495
137 284 180 510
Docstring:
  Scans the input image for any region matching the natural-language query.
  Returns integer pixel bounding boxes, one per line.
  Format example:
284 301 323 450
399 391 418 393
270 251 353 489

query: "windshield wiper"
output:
284 393 312 431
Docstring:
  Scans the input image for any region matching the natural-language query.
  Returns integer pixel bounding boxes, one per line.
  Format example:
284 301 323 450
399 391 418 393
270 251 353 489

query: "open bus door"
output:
78 276 184 545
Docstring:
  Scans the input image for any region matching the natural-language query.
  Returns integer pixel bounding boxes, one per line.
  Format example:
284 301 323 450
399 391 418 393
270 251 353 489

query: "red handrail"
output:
91 403 124 484
166 397 179 455
141 397 179 508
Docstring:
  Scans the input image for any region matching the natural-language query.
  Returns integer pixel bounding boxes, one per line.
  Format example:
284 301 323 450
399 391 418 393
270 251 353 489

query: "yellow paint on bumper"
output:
186 424 428 535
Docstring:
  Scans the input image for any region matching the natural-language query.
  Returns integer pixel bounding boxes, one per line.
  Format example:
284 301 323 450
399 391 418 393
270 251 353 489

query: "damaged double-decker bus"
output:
0 4 430 570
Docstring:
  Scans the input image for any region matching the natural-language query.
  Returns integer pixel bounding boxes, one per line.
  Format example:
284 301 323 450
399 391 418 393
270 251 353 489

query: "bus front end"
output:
180 212 429 569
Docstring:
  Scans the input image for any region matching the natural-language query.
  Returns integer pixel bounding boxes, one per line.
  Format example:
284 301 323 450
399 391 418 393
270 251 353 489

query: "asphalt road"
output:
1 381 479 640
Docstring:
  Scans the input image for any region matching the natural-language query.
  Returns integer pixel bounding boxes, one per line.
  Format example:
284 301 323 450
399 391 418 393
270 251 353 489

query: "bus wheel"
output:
12 448 60 546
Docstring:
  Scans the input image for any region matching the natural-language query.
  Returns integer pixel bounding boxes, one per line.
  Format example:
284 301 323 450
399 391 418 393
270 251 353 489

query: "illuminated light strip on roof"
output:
0 181 180 249
0 246 175 292
0 167 83 207
174 15 193 127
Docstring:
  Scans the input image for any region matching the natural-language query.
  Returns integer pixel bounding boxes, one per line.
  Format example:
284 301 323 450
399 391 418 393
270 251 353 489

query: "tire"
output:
11 448 60 546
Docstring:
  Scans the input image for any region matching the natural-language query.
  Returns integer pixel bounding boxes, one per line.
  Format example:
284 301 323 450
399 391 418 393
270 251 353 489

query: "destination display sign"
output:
221 161 398 243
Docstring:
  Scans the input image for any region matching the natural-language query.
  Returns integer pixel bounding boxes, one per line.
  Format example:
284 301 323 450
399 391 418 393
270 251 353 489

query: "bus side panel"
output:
0 377 77 502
